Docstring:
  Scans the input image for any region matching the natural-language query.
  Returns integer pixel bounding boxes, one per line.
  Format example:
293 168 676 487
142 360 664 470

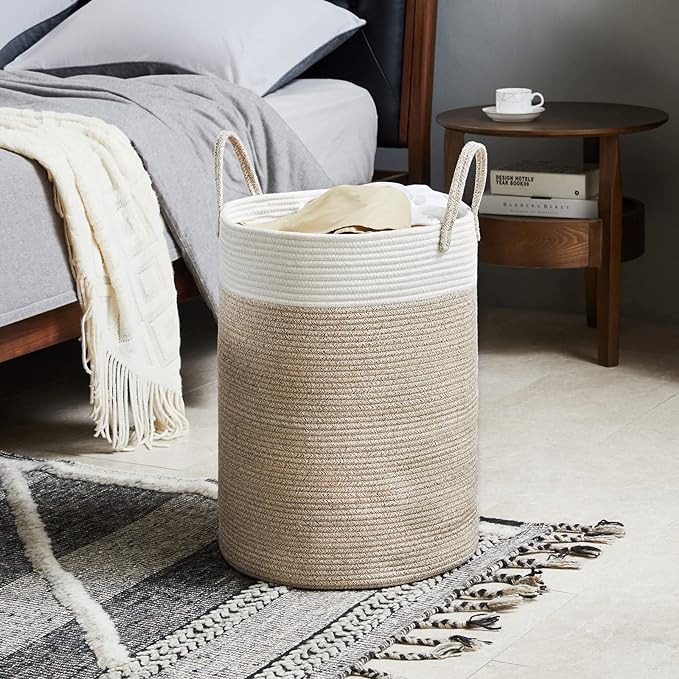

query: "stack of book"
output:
481 160 599 219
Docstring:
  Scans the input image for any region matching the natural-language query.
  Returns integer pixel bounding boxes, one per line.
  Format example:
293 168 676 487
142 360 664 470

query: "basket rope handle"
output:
214 130 262 220
439 141 488 253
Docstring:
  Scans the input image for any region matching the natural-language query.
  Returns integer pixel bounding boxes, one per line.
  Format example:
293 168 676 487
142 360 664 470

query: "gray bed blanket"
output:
0 71 331 326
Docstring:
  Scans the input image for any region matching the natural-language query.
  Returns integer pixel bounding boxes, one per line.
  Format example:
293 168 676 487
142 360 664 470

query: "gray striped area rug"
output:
0 453 623 679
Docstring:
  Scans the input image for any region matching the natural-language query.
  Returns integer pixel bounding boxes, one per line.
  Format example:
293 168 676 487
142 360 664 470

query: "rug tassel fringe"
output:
486 571 546 588
450 594 523 612
376 634 490 661
515 544 602 559
417 613 503 631
392 633 492 649
453 583 541 600
348 519 623 679
505 555 581 570
539 532 617 545
551 520 626 538
348 668 407 679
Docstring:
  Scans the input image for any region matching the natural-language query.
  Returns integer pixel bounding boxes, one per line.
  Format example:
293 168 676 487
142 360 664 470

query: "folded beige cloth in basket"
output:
252 184 413 234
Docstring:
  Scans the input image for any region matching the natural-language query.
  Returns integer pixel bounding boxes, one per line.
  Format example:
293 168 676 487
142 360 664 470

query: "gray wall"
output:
381 0 679 321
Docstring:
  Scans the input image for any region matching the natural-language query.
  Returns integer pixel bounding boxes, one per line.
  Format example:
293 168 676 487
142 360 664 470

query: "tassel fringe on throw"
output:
0 109 188 450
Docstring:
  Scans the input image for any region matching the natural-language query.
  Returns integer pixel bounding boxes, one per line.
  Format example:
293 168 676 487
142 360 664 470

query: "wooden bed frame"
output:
0 0 438 364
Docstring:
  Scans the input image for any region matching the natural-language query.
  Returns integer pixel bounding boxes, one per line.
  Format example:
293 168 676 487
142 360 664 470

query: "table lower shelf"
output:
478 197 644 269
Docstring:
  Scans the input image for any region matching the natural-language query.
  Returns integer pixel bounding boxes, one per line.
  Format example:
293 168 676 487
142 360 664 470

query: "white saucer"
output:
482 106 545 123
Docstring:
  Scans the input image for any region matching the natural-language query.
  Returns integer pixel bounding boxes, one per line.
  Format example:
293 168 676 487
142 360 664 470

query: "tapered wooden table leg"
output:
596 135 623 366
585 268 598 328
444 129 466 189
583 137 600 329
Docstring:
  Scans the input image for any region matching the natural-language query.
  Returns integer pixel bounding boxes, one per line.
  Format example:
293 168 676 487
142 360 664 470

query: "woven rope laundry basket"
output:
215 132 487 590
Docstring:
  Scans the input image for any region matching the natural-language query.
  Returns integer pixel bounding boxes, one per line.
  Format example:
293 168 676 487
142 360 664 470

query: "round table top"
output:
436 102 669 137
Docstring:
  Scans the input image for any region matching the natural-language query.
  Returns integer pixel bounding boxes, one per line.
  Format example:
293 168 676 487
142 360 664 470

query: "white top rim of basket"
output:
220 188 474 243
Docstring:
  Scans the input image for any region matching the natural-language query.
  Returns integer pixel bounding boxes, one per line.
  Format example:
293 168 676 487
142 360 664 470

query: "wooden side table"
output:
437 102 668 367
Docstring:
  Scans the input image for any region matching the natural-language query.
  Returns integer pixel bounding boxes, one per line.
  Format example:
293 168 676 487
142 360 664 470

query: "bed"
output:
0 0 437 363
266 78 378 188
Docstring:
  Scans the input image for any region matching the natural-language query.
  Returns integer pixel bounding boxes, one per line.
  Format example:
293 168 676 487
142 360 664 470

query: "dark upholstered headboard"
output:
303 1 407 148
304 0 438 183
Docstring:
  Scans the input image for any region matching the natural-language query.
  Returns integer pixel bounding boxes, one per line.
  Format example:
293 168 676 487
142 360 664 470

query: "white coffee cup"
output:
496 88 545 114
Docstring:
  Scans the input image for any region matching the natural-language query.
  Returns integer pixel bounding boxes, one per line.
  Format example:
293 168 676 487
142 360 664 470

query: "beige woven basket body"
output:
215 132 487 590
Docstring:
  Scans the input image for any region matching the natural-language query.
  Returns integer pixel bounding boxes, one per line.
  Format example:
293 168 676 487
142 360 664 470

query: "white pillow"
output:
6 0 366 95
0 0 80 66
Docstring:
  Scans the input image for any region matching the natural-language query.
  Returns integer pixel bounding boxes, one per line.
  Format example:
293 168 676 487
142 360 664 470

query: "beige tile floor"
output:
1 300 678 678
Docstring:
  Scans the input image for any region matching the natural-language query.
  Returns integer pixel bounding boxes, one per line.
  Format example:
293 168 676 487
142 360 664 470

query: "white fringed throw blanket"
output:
0 108 188 450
